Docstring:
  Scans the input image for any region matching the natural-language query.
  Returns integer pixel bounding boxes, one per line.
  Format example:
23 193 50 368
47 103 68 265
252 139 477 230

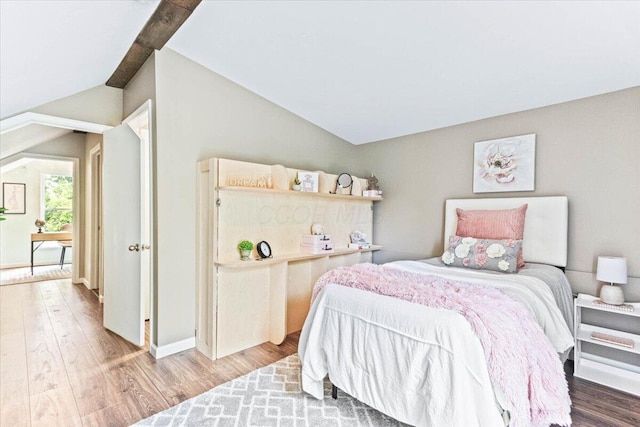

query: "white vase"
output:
292 184 302 191
600 284 625 305
240 250 251 261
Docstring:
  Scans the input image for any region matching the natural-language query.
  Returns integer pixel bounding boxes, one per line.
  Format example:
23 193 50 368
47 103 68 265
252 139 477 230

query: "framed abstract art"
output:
473 134 536 193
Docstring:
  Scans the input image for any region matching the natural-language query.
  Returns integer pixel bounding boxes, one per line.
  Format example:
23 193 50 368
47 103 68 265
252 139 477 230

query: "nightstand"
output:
574 293 640 396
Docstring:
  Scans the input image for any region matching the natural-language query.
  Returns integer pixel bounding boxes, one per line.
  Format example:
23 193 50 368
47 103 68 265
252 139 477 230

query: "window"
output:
42 174 73 232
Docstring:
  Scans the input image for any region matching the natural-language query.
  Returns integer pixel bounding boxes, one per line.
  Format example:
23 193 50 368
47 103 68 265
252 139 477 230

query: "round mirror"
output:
337 173 352 188
334 173 353 195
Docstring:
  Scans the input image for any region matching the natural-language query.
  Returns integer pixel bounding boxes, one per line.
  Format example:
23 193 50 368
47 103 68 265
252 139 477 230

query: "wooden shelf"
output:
217 186 383 202
217 245 383 268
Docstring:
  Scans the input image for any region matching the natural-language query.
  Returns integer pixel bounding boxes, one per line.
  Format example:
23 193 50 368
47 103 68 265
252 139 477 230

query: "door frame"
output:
122 99 155 351
89 144 103 298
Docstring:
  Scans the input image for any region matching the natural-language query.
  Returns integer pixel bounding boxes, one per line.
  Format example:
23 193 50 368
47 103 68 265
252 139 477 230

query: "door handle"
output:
128 244 151 252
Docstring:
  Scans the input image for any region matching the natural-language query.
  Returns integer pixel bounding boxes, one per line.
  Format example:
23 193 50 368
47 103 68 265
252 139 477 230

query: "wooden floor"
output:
1 278 638 426
564 363 640 427
0 279 298 426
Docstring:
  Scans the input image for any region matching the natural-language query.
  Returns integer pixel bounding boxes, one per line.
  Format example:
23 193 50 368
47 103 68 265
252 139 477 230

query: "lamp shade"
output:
596 256 628 284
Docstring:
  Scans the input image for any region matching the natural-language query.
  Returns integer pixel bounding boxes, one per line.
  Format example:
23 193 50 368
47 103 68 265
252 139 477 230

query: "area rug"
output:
134 354 407 426
0 264 71 286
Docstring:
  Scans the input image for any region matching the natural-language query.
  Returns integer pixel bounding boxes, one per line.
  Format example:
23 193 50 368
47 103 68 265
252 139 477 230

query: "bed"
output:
298 196 574 426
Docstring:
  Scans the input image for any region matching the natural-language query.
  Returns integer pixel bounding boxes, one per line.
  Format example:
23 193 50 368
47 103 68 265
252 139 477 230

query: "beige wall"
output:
359 87 640 300
32 84 123 127
148 48 359 346
123 53 156 119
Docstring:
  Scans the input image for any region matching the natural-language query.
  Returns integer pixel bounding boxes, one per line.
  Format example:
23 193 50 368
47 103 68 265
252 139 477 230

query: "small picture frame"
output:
297 172 319 193
2 182 26 214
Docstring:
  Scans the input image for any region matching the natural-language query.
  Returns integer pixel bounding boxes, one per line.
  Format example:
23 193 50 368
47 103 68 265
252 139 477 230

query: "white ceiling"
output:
0 0 158 120
1 1 639 145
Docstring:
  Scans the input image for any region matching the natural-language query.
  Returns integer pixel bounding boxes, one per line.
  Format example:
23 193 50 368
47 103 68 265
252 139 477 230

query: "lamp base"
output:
600 284 625 305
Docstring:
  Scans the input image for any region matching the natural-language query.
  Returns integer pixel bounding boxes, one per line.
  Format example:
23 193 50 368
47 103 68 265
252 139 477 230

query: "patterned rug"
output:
0 264 71 286
134 354 407 426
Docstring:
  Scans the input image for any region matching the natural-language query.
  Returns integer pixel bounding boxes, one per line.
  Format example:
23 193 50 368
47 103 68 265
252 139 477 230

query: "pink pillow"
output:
455 204 528 268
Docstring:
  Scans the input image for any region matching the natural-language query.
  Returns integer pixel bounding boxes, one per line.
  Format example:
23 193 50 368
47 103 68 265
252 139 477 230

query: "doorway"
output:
0 154 79 286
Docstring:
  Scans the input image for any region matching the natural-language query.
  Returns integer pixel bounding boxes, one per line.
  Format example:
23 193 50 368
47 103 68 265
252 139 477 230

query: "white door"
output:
102 124 145 345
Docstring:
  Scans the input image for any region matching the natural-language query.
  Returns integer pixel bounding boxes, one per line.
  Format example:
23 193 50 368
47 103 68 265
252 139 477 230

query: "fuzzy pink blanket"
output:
313 263 571 427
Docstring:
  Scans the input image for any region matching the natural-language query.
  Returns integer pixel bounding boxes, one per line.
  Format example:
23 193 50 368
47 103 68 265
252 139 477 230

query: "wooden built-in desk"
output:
31 232 72 275
197 157 383 360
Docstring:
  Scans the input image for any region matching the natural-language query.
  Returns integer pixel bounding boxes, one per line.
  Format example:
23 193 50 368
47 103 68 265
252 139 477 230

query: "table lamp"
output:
596 256 627 305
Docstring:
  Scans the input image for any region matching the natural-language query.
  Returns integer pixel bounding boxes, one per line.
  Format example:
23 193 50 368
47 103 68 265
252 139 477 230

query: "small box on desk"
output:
300 242 335 254
301 234 332 244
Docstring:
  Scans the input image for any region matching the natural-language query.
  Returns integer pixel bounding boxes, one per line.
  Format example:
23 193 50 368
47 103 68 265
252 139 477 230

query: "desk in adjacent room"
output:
31 232 72 275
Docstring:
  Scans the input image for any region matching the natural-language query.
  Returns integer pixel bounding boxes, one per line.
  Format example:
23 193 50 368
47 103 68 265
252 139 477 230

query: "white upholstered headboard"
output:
444 196 568 267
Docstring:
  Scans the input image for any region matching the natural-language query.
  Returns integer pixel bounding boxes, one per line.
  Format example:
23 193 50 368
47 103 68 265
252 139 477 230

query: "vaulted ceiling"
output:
1 1 639 145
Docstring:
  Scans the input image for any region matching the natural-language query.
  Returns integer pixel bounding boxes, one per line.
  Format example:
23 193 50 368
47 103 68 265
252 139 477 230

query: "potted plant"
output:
238 240 254 261
292 178 302 191
0 207 6 222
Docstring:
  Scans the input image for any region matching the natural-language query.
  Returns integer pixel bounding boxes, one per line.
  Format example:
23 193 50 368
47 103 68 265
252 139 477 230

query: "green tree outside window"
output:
43 174 73 231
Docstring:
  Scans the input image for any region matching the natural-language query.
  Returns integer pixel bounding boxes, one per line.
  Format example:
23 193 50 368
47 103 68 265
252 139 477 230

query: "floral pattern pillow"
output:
441 236 523 273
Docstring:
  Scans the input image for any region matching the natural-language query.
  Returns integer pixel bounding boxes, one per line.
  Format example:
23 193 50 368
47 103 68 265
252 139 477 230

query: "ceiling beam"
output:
106 0 202 89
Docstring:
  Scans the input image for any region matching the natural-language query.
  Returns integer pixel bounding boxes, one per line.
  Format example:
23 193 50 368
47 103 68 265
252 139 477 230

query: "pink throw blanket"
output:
313 263 571 427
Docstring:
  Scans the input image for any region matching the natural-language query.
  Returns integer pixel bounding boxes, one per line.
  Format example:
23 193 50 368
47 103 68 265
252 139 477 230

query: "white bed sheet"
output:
299 261 574 426
387 261 574 353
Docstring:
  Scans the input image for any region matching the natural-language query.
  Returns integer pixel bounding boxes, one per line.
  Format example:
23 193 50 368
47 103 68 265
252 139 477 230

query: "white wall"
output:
1 158 73 267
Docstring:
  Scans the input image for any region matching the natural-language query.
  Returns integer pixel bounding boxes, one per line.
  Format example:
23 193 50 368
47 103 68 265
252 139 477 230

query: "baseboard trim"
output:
150 337 195 359
80 277 92 289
